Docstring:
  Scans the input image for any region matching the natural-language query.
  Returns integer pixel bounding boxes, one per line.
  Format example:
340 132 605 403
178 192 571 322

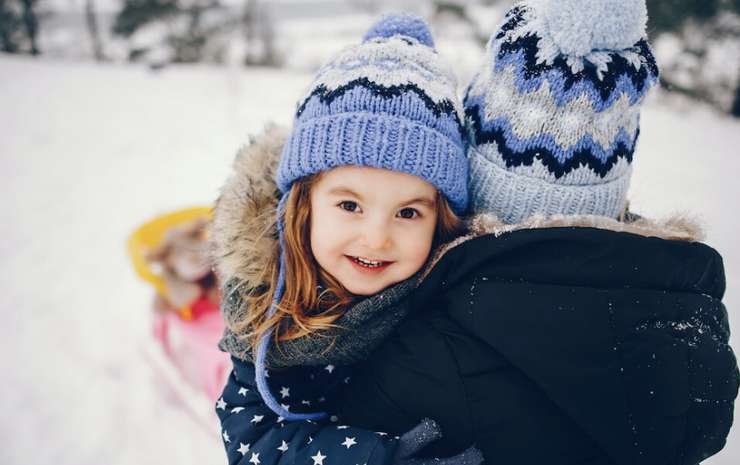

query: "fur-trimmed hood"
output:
210 125 704 293
210 125 287 289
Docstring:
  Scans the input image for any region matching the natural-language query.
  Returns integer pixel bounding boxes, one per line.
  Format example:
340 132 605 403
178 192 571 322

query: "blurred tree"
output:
112 0 179 38
647 0 721 35
113 0 233 64
434 0 466 18
112 0 281 66
0 0 22 53
732 72 740 117
646 0 740 117
85 0 106 61
19 0 38 54
242 0 277 66
0 0 41 54
646 0 740 35
169 1 211 63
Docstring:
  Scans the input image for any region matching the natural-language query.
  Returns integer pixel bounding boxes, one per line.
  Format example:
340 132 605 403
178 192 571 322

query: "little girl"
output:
212 13 482 465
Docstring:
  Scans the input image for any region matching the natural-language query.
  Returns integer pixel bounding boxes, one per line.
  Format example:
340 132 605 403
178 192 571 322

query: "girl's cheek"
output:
323 214 350 235
403 222 435 255
320 215 354 245
405 241 434 274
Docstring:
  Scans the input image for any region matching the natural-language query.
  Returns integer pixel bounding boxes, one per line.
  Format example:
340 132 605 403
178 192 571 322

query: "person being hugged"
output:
335 1 739 464
211 13 482 465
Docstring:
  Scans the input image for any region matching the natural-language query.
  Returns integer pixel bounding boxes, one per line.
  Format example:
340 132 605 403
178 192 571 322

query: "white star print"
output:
341 437 357 449
277 440 289 452
216 398 227 410
280 386 290 398
250 414 264 424
237 443 250 455
311 451 326 465
325 364 335 374
277 416 285 423
375 431 387 436
264 370 269 378
249 452 260 465
222 430 230 443
337 425 349 430
231 407 245 414
238 387 249 396
280 403 291 411
308 435 313 444
301 400 311 406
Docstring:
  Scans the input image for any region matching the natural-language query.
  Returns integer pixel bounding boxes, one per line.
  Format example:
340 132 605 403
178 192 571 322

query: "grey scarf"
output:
218 275 419 369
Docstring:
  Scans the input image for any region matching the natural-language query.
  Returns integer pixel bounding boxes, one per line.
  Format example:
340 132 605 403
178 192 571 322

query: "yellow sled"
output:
127 206 213 320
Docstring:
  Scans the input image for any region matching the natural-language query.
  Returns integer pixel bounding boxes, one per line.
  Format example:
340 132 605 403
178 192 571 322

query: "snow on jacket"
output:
334 214 739 465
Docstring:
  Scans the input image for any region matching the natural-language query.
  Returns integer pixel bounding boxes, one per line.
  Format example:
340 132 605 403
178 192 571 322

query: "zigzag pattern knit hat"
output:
464 0 659 224
255 13 468 422
278 12 468 213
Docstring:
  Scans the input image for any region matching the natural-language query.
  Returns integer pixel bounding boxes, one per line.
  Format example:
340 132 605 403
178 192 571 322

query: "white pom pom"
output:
538 0 648 57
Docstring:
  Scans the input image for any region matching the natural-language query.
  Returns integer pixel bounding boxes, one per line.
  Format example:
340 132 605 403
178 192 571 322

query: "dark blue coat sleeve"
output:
216 356 399 465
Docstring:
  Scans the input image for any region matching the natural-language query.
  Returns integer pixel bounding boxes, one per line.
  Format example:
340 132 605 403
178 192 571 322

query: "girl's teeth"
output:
355 257 383 268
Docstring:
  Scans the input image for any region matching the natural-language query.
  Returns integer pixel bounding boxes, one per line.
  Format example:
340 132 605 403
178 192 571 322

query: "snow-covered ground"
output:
1 53 739 464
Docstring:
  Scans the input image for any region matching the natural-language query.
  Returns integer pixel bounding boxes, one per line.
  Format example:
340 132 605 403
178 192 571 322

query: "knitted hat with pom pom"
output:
278 12 468 213
255 13 468 422
464 0 659 224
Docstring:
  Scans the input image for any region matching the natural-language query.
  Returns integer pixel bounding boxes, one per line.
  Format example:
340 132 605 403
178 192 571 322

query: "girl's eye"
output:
338 201 359 213
398 208 419 219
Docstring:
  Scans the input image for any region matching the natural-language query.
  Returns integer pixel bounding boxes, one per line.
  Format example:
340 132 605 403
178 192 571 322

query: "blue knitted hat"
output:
278 12 468 213
256 12 468 422
464 0 659 224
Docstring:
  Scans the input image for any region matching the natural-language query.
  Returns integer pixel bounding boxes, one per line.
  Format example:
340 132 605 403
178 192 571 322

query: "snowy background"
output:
2 1 740 464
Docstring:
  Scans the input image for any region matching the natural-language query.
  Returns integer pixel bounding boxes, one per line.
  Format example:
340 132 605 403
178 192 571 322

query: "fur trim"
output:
423 212 705 280
209 125 287 289
468 212 705 241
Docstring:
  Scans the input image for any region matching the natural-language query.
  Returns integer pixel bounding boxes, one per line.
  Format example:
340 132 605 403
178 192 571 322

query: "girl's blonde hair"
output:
233 173 464 353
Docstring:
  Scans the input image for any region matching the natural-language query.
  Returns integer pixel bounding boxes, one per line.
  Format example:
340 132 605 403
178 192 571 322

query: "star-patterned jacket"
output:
216 356 399 465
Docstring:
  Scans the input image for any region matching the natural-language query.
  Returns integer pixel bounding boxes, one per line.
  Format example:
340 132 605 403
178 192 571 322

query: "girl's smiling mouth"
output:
346 255 393 271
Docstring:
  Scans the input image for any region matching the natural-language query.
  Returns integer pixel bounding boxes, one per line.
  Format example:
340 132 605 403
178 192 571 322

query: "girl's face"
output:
310 166 438 296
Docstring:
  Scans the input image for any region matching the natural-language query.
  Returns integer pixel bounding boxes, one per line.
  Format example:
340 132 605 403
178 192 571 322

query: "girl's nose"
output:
361 220 392 251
